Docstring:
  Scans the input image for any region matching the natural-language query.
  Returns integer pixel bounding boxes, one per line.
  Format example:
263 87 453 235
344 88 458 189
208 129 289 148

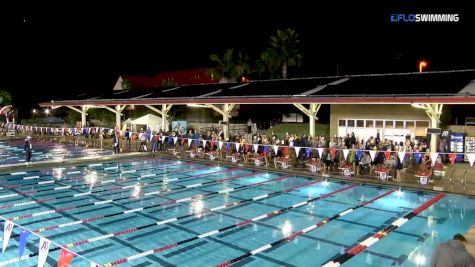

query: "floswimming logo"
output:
390 14 459 22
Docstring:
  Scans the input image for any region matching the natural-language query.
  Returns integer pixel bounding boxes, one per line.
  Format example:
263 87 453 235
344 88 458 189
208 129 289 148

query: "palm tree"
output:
209 49 250 83
121 79 132 89
0 90 12 106
161 78 178 87
269 28 302 79
259 47 282 79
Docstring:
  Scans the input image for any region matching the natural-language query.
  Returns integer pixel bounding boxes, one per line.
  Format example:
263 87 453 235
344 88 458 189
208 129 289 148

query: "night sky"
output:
0 2 473 118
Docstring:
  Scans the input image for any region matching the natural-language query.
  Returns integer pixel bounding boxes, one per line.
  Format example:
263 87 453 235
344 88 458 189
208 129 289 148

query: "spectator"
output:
431 233 475 267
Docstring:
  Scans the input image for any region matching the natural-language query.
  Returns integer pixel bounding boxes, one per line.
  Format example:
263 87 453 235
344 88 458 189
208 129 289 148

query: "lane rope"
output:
216 189 397 266
100 183 357 266
321 192 445 267
10 175 318 237
0 174 295 265
0 162 206 209
4 169 253 224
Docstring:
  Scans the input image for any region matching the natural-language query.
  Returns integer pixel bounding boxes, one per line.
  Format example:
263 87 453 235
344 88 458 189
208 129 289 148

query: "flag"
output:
343 149 349 160
235 142 240 151
356 150 363 161
57 248 75 267
449 153 457 164
218 141 223 150
384 151 391 161
253 144 258 153
317 148 323 159
173 137 178 145
414 153 422 164
398 151 406 162
430 153 439 166
161 136 166 143
38 237 51 267
187 138 192 147
306 148 312 158
2 220 14 253
18 229 30 258
330 148 336 159
294 146 301 156
369 151 376 162
468 153 475 167
273 145 279 154
202 140 207 147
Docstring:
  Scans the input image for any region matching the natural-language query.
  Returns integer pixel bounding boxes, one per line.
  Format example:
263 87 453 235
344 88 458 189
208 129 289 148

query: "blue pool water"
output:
0 157 474 266
0 140 112 165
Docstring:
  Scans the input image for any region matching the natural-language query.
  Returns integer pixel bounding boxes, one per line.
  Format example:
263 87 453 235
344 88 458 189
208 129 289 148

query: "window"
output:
385 120 394 128
395 121 404 129
347 120 355 127
366 120 374 127
417 121 429 127
357 120 364 127
339 120 346 127
406 121 414 128
375 120 383 128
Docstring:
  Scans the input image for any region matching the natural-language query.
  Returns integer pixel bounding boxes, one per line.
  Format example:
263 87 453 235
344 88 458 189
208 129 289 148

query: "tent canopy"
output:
128 114 167 131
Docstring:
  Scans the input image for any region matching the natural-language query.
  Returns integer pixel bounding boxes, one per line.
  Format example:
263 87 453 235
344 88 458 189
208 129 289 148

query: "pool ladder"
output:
450 169 467 191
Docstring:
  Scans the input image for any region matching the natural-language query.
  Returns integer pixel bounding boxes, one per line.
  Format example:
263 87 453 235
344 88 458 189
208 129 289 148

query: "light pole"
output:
419 61 427 73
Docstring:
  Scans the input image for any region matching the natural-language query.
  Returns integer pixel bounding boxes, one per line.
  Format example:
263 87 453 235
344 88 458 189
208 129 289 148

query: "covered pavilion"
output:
38 69 475 153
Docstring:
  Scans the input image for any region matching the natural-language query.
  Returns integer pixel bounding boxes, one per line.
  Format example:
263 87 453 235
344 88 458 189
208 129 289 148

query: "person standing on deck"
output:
24 136 32 165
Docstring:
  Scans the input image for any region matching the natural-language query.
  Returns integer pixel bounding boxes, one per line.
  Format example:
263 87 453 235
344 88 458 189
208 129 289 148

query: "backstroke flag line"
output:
2 220 14 253
37 237 50 267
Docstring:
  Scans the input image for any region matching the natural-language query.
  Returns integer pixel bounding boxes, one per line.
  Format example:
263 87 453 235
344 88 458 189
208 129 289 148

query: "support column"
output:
293 103 320 137
81 106 87 127
430 115 438 153
223 104 229 140
162 104 167 131
115 105 121 130
309 103 321 137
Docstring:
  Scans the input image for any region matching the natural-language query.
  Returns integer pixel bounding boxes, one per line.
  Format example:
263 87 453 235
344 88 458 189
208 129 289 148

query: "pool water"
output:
0 140 112 165
0 157 474 266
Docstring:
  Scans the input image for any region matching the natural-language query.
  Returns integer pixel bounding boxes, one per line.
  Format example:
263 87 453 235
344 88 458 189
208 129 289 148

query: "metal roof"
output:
39 69 475 106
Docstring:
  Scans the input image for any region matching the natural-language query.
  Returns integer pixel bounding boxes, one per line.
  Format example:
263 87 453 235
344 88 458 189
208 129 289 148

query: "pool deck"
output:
0 151 149 172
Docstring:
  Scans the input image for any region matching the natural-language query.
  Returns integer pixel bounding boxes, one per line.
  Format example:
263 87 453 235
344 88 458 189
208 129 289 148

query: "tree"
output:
259 47 282 79
121 79 132 89
0 90 12 106
209 49 250 83
268 28 302 79
161 78 178 87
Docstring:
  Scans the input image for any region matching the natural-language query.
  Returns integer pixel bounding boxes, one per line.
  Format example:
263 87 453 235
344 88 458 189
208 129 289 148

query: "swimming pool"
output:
0 157 473 266
0 139 112 165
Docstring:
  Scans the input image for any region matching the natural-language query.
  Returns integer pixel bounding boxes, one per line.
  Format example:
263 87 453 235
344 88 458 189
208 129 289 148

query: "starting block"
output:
204 151 217 160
